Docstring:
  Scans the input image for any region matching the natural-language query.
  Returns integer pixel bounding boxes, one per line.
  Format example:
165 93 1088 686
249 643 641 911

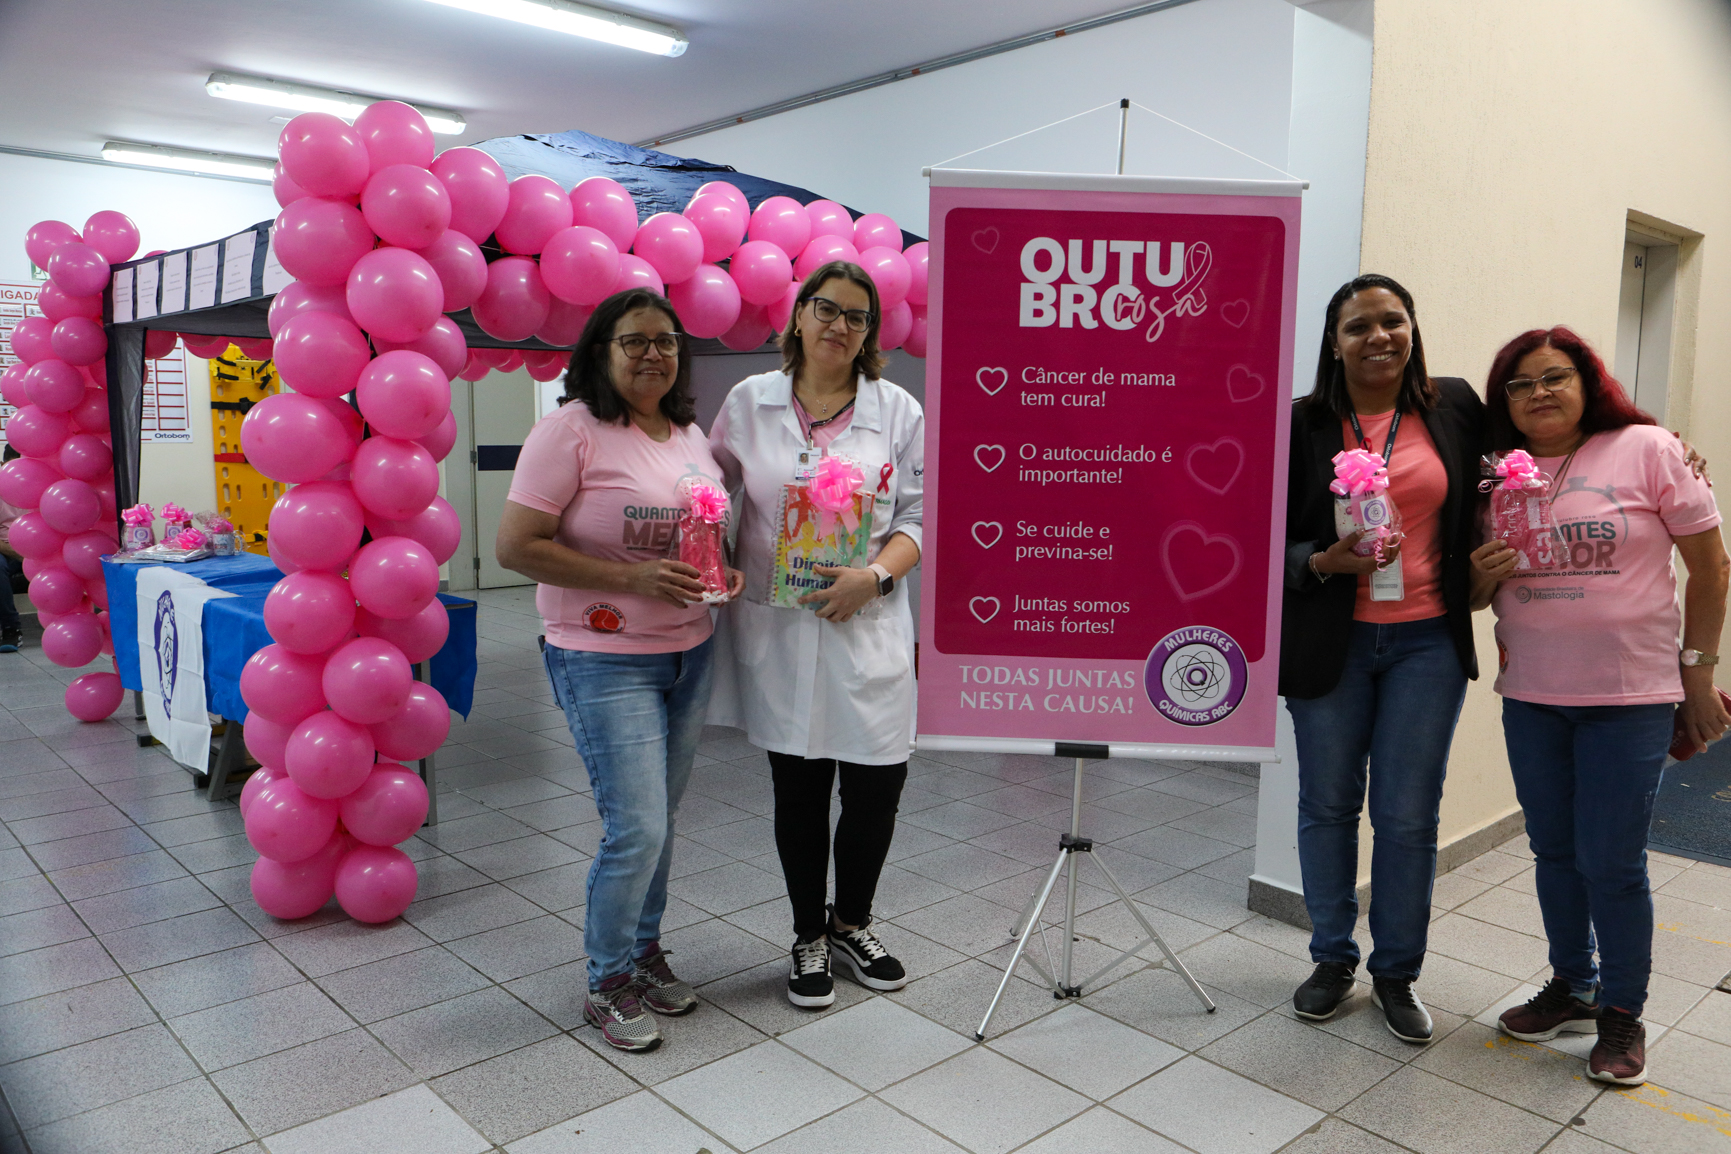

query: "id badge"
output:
794 449 819 482
1369 557 1406 601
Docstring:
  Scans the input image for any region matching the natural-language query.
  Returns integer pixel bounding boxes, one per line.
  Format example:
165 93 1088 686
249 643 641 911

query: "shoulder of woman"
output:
871 376 922 413
1429 377 1481 408
731 370 787 396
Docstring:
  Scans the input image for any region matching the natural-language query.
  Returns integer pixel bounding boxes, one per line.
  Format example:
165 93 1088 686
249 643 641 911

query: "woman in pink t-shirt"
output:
1471 326 1729 1086
497 288 742 1054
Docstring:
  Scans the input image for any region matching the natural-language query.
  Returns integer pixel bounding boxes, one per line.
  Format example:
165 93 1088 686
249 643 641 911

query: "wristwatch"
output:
1681 649 1720 667
868 563 895 597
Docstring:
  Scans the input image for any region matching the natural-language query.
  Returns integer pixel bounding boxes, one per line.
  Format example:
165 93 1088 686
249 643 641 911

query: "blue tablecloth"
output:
104 555 477 720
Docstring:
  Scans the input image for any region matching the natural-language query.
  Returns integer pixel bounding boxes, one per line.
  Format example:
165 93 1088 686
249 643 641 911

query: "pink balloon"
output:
853 213 903 253
729 241 792 307
58 435 110 484
374 495 460 565
265 570 357 655
347 247 443 343
458 352 488 382
236 338 277 362
72 389 111 434
42 611 103 668
903 242 930 307
240 764 284 816
268 280 353 337
49 318 106 367
181 333 231 358
82 211 140 263
250 829 348 918
85 574 112 610
904 306 928 357
411 230 487 312
685 188 748 262
692 180 747 214
472 256 550 342
632 213 702 285
93 477 116 523
416 411 459 462
334 844 417 923
144 330 179 359
610 254 663 298
718 301 773 351
62 531 114 582
322 636 412 725
39 479 99 534
285 709 377 797
278 112 370 199
241 393 353 483
569 176 639 251
805 200 853 242
65 670 124 722
668 264 742 339
370 683 450 761
355 351 450 441
273 198 376 286
349 536 438 619
858 246 911 310
241 644 329 726
0 363 30 407
540 226 620 306
24 360 85 412
374 316 468 381
795 235 860 282
10 315 54 365
25 220 80 270
354 101 435 172
497 175 573 255
7 406 72 459
350 438 438 521
245 714 294 771
30 566 86 615
270 311 371 398
273 163 312 209
522 349 566 382
538 297 594 346
498 350 525 374
245 777 339 863
767 281 800 334
471 347 510 370
46 243 109 298
340 764 429 846
0 457 60 507
361 163 452 250
37 283 101 323
748 196 811 260
430 147 509 243
268 481 364 572
315 396 365 448
356 598 449 663
878 301 913 351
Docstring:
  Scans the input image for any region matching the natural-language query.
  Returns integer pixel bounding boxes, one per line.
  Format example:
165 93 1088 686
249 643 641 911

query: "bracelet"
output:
1308 552 1330 583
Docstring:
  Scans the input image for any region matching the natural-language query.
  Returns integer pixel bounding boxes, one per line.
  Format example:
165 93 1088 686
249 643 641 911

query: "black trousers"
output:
768 751 908 940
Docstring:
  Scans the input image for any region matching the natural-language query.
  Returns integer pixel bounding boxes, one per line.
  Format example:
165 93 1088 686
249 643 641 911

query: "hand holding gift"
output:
1479 449 1558 571
676 477 734 604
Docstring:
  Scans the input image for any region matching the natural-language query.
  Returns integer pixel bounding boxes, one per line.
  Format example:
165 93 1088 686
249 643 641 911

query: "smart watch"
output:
868 563 894 597
1681 649 1720 667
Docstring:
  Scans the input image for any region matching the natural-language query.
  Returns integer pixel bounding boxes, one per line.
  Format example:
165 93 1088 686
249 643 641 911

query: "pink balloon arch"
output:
16 100 929 927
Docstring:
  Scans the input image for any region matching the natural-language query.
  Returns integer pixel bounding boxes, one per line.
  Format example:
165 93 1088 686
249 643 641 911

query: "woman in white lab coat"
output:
709 260 924 1008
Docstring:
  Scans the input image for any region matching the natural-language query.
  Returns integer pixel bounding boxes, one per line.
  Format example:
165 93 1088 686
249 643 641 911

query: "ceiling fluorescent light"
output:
102 141 276 181
205 73 467 134
419 0 687 56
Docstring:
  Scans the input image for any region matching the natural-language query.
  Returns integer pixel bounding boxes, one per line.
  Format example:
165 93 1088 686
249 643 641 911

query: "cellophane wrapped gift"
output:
195 511 239 556
769 454 873 608
1483 450 1558 570
161 502 192 539
120 503 156 550
677 477 731 604
1329 447 1402 562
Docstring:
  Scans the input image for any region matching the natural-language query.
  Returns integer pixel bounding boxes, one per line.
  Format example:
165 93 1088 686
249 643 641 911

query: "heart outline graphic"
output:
975 366 1007 396
971 521 1003 548
969 596 1000 623
971 227 999 254
1185 437 1245 496
973 444 1005 472
1226 364 1265 403
1160 521 1242 602
1221 299 1250 328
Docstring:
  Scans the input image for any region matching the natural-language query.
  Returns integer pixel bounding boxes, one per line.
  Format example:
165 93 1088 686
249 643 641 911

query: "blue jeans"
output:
0 553 20 631
543 636 714 988
1286 617 1467 979
1501 697 1673 1017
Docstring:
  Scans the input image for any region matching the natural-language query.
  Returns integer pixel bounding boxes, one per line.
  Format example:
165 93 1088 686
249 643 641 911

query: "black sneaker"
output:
0 628 20 654
787 934 834 1008
1293 961 1357 1020
827 909 908 991
1498 977 1600 1041
1372 977 1433 1043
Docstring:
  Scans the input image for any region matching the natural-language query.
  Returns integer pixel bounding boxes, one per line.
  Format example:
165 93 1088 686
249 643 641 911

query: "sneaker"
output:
1293 961 1358 1021
632 944 697 1016
1371 977 1433 1043
0 628 19 654
1589 1007 1647 1085
827 910 908 991
584 972 662 1052
1499 977 1600 1041
787 934 835 1008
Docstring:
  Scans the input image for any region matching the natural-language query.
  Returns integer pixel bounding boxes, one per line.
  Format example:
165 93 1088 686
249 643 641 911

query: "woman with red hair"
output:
1470 326 1728 1086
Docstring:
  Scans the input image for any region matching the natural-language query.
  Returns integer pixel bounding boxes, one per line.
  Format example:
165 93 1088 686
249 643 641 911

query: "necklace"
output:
795 377 854 418
1544 435 1588 498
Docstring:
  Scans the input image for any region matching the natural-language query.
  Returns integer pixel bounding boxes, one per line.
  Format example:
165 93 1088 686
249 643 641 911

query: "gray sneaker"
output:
584 972 663 1051
632 944 698 1015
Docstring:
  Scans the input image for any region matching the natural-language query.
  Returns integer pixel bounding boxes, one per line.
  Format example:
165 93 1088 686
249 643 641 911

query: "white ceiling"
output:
0 0 1161 164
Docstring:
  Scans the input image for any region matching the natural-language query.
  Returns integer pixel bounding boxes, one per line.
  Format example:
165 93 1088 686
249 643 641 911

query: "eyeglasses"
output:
610 332 683 358
804 295 875 333
1506 366 1577 401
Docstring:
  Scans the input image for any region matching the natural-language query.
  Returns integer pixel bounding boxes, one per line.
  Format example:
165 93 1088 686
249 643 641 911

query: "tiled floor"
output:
2 587 1730 1153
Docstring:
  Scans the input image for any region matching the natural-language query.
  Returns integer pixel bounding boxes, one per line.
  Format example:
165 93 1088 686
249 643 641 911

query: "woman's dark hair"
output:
1484 325 1654 450
779 261 885 382
561 288 696 426
1304 273 1437 417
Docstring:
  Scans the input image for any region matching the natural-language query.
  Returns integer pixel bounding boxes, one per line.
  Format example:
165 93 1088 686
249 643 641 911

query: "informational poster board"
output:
0 282 41 445
141 347 191 443
916 170 1300 761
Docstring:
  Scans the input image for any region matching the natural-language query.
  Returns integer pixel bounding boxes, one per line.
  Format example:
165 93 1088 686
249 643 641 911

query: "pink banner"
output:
917 174 1298 756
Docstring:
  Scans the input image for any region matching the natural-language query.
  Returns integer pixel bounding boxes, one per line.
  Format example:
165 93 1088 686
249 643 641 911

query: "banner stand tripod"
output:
974 744 1216 1040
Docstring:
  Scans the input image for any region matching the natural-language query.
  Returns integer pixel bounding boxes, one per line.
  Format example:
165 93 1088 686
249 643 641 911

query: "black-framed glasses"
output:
804 295 875 333
1506 366 1577 401
610 332 683 358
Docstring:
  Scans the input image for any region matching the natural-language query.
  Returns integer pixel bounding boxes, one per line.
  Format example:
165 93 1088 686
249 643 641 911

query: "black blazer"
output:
1279 377 1486 699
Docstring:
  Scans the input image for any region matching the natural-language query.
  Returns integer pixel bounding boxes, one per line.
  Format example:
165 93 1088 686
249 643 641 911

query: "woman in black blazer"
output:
1280 274 1485 1044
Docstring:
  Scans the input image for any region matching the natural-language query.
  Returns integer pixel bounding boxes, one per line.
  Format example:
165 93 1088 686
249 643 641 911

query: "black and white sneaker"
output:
787 934 834 1008
827 911 908 991
1372 977 1433 1044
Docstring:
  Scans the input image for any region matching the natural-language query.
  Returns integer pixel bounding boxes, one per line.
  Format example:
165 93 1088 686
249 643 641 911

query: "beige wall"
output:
1356 0 1731 864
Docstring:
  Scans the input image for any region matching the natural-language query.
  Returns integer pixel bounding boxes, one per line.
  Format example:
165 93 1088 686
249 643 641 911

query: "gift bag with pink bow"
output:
768 454 875 609
1481 450 1559 571
1329 447 1403 563
675 477 731 604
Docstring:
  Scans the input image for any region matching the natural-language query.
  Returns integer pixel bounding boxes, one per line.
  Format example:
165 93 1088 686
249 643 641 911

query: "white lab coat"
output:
707 370 924 765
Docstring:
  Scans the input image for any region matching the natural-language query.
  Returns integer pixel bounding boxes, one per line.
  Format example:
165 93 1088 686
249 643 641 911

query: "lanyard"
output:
1348 409 1402 468
794 395 854 451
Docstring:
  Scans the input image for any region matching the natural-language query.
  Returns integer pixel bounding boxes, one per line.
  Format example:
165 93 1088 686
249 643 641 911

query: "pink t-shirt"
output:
1344 411 1449 623
507 400 725 654
1492 424 1721 705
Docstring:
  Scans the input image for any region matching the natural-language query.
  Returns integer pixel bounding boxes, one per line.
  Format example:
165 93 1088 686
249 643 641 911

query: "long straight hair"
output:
561 288 697 426
1304 273 1437 417
1484 326 1654 451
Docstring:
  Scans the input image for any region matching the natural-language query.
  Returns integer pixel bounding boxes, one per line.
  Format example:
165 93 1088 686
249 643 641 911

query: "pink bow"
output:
683 479 729 525
809 455 865 538
1329 448 1389 498
121 503 155 527
168 528 207 550
1495 450 1544 492
162 502 191 524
